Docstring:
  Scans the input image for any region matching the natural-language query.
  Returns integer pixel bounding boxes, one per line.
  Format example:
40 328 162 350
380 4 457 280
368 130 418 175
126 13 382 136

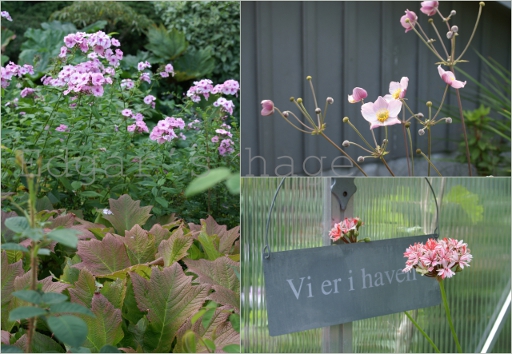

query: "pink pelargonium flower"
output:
420 1 439 16
400 9 418 33
348 87 367 103
260 100 274 116
438 66 466 88
386 77 409 100
329 217 362 242
361 96 402 129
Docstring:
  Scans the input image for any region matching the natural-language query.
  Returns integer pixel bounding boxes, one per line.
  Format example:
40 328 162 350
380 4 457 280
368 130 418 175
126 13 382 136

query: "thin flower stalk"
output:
404 311 441 353
417 149 442 176
438 278 463 353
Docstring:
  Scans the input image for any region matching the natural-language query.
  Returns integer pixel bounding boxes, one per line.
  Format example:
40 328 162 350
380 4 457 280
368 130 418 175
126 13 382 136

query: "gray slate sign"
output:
263 235 442 336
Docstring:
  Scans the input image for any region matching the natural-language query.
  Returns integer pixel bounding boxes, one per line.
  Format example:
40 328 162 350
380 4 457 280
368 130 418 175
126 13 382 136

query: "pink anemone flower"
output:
361 96 402 129
348 87 367 103
400 9 418 33
438 66 466 88
261 100 274 116
420 1 439 16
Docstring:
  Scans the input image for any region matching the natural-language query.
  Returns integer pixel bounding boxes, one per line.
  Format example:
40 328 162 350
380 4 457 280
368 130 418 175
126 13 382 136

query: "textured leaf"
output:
47 315 88 348
100 278 127 310
61 256 81 285
97 264 152 281
122 281 146 326
130 264 210 352
12 290 42 304
69 269 96 308
1 330 10 345
174 306 239 353
208 286 239 313
4 217 29 234
81 294 124 351
144 25 188 60
103 195 152 235
41 292 68 305
46 228 79 248
189 216 240 254
48 213 76 228
13 332 65 353
155 227 193 266
74 234 131 275
1 211 18 240
1 252 26 330
9 306 47 321
197 232 222 260
147 224 172 246
124 225 157 265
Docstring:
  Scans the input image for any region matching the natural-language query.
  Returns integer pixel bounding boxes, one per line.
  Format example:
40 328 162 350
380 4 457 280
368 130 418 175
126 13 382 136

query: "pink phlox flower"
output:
159 71 169 78
133 113 144 121
91 85 104 97
140 72 151 84
121 79 134 90
111 38 121 47
211 136 219 143
222 79 240 96
55 124 68 132
420 1 439 16
20 88 35 98
361 96 402 129
438 65 466 88
213 97 235 115
186 86 202 102
1 11 13 21
215 128 233 138
144 95 156 105
121 109 133 117
59 46 68 58
400 9 418 33
211 84 224 94
127 124 136 133
348 87 368 103
137 61 151 71
165 63 174 76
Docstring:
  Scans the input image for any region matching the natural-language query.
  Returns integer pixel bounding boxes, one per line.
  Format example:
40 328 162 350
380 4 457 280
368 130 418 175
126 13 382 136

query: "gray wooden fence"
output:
241 1 511 176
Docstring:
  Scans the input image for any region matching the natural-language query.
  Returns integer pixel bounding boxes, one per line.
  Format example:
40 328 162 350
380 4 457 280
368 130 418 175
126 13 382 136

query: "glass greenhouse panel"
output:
241 177 511 353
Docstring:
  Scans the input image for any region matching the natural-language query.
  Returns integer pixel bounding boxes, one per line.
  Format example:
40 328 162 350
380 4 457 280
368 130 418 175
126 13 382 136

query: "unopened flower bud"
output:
405 122 411 128
479 2 485 7
326 97 334 104
290 97 295 102
450 10 457 16
382 139 388 144
451 25 458 33
416 149 422 154
418 129 425 136
342 140 350 147
363 237 371 243
297 98 303 103
445 117 452 123
428 18 434 24
283 111 289 118
343 117 349 123
315 108 321 114
306 76 312 80
417 112 424 118
357 156 364 163
426 101 432 107
446 31 453 39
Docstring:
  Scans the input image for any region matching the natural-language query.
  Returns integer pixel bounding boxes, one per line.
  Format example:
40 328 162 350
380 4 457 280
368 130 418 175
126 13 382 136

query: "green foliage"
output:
455 105 510 176
154 1 240 83
443 185 484 224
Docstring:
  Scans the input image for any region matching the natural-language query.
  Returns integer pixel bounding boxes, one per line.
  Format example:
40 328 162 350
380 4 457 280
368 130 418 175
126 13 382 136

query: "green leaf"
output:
229 313 240 333
225 173 240 194
37 248 51 256
203 338 215 352
1 244 29 252
201 308 216 329
1 345 24 352
223 344 241 353
41 293 68 305
102 194 152 235
13 331 65 353
191 309 207 325
74 235 131 276
99 345 120 353
12 290 42 305
71 181 82 191
182 330 197 353
9 306 47 321
155 197 168 208
197 232 222 261
156 228 193 266
50 302 94 317
4 217 29 233
46 228 79 249
185 168 231 197
80 191 103 198
145 25 188 60
47 315 88 348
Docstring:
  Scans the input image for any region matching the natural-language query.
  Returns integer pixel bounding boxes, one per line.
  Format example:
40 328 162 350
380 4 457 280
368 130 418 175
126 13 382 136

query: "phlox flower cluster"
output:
120 109 148 133
186 79 239 115
329 217 363 243
55 124 69 132
149 116 186 144
40 31 123 97
1 62 35 88
211 124 236 156
403 237 472 279
159 63 175 78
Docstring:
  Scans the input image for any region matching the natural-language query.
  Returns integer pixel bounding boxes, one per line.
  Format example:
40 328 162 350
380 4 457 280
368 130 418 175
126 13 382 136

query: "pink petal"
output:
373 96 388 111
260 100 274 116
450 79 466 89
387 99 403 117
381 117 402 127
361 102 375 122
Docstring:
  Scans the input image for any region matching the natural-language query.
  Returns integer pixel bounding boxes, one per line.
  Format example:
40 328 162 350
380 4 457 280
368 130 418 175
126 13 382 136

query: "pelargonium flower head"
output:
438 65 466 88
420 1 439 16
261 100 274 116
400 9 418 33
329 217 363 242
387 77 409 99
361 96 402 129
348 87 368 103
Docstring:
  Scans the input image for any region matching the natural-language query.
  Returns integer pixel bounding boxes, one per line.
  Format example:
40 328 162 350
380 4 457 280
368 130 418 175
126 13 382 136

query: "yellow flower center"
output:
376 109 390 122
392 89 401 99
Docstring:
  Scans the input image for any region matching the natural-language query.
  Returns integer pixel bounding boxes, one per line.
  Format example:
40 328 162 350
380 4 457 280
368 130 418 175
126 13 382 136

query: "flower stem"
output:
428 127 432 176
404 311 440 353
407 127 415 176
454 87 472 176
438 279 463 353
319 132 368 176
379 156 395 176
